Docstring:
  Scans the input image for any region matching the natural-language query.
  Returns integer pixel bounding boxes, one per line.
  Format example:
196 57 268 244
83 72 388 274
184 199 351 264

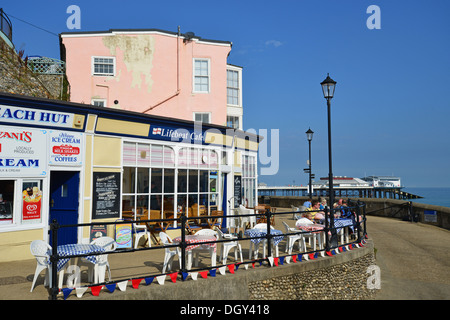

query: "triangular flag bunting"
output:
267 256 274 266
181 272 189 281
227 264 235 274
314 252 319 259
285 256 291 264
145 277 154 285
209 269 216 277
62 288 73 300
131 278 142 289
105 283 116 293
292 255 297 263
90 285 103 296
218 266 226 275
273 257 279 266
309 253 315 260
252 262 255 269
191 272 198 280
326 251 333 256
156 275 166 285
75 287 88 298
303 254 308 261
339 246 343 252
279 256 285 265
169 272 178 283
244 263 248 270
117 280 128 291
235 264 240 271
200 271 208 278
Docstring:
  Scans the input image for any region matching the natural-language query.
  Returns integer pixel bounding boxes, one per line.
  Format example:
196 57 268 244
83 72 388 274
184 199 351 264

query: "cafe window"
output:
122 142 220 227
0 179 43 227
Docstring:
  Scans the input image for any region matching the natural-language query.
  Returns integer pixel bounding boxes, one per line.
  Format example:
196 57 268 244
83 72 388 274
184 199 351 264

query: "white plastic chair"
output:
238 205 256 231
159 232 180 273
30 240 65 292
249 223 279 259
192 229 218 267
91 236 116 283
282 221 305 254
78 237 117 283
216 228 243 265
133 223 151 249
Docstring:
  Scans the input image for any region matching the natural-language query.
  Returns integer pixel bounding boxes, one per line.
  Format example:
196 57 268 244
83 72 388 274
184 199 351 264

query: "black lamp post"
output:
321 73 337 249
306 128 314 200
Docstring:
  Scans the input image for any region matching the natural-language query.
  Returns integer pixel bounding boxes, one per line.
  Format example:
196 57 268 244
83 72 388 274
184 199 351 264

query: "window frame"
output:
92 56 116 76
193 58 210 93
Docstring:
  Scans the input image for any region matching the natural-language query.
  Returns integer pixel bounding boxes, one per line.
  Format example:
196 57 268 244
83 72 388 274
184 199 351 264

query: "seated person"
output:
296 213 314 227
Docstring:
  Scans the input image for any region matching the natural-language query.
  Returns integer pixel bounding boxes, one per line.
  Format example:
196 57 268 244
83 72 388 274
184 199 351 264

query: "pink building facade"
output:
60 29 243 129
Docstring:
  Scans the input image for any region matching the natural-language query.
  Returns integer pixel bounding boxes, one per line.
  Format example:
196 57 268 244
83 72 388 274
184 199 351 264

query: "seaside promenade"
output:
1 211 449 300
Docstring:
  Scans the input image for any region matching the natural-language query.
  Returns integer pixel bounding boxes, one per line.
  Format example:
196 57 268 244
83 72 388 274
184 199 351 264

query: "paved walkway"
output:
367 215 450 299
1 212 449 300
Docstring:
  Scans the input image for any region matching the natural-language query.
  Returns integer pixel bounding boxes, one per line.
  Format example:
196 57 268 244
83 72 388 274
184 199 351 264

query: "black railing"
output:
47 202 367 300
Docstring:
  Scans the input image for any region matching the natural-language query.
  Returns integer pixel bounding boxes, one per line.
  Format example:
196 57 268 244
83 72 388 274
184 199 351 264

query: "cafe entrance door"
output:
49 171 80 245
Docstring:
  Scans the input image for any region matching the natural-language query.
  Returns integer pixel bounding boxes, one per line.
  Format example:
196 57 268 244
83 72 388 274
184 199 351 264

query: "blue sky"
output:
3 0 450 187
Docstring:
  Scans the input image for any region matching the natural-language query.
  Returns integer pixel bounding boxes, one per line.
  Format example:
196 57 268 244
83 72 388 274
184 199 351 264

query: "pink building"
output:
60 28 243 129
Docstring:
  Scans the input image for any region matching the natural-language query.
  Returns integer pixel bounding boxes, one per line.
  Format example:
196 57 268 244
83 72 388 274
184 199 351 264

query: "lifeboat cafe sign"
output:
0 127 47 176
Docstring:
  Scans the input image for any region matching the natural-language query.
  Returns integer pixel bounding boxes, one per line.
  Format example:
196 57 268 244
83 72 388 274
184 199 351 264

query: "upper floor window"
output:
194 112 211 124
227 69 239 105
193 59 210 92
227 116 240 129
92 57 115 76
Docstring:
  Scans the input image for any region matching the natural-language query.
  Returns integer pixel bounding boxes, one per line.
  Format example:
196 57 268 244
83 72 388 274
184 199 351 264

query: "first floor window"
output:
194 59 210 92
92 57 115 76
194 112 211 124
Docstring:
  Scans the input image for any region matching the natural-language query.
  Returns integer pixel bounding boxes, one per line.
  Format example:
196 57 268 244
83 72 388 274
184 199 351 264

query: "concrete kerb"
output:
79 240 373 300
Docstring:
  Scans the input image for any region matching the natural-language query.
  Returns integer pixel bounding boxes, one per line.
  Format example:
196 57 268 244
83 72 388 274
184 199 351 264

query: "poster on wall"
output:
49 131 83 166
92 172 120 219
234 175 242 208
22 185 42 221
90 224 107 242
0 126 47 177
115 223 132 249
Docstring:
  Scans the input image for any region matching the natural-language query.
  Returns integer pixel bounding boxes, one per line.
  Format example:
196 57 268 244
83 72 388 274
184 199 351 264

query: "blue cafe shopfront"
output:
0 92 260 262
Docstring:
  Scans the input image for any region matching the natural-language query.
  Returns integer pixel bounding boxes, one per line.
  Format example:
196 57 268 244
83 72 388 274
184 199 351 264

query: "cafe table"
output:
333 218 354 243
244 228 284 259
295 223 324 251
57 243 105 272
172 235 217 270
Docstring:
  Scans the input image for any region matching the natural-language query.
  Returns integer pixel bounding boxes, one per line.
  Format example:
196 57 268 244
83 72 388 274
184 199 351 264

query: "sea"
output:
403 187 450 208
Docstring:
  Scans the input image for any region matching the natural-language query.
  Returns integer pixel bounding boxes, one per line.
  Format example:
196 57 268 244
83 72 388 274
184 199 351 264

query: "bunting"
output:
57 240 366 299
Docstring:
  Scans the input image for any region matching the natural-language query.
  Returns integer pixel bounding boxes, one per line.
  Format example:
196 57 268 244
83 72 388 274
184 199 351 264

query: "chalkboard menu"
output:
92 172 120 219
234 175 242 208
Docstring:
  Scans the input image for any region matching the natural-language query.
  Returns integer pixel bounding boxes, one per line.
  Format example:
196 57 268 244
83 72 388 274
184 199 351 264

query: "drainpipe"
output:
143 26 181 113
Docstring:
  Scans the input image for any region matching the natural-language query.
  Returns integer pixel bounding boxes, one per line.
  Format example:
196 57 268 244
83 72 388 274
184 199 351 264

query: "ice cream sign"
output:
49 131 83 166
0 126 47 176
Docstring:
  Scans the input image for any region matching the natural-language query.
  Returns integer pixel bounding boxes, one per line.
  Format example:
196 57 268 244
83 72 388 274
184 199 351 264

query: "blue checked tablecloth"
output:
57 244 105 272
244 229 284 246
333 218 354 234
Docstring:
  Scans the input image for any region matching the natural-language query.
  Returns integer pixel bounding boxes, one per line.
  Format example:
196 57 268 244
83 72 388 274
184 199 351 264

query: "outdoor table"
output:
172 235 217 269
245 228 284 259
333 218 354 244
57 243 105 272
244 228 284 246
296 223 324 251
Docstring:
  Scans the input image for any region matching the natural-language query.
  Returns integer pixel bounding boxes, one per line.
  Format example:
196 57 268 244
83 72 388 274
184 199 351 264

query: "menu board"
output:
92 172 120 219
234 175 242 208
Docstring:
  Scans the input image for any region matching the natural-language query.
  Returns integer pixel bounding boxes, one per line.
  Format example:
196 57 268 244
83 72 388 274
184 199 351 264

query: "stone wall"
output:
248 251 377 300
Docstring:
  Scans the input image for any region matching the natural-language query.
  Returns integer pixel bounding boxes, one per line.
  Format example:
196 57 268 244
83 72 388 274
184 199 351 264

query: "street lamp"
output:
321 73 337 249
305 128 314 200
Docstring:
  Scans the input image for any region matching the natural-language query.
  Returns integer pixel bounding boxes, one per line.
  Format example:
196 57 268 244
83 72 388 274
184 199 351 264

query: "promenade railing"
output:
47 201 367 300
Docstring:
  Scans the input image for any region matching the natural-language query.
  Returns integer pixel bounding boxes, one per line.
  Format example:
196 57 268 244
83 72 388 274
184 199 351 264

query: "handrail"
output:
0 8 12 41
48 201 367 300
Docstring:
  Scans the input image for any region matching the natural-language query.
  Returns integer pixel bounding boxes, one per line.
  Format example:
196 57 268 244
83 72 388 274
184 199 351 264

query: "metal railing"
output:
47 201 367 300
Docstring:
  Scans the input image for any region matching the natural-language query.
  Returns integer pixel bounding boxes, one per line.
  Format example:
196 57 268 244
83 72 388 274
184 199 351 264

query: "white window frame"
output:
193 58 210 93
92 56 116 76
193 112 211 124
227 69 240 106
91 99 107 107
